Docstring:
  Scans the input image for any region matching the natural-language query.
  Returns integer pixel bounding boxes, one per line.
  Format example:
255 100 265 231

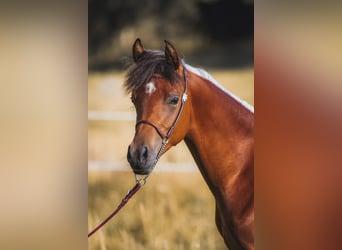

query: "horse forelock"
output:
124 50 181 94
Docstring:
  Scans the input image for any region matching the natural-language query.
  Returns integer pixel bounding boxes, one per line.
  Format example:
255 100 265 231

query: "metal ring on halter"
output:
134 174 147 185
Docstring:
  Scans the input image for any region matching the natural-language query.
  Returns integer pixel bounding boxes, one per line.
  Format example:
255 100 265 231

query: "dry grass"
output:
88 172 227 250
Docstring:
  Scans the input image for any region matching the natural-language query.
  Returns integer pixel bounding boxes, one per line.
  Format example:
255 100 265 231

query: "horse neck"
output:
184 70 254 196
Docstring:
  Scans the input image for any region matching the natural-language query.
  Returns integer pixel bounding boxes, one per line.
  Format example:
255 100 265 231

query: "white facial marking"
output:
145 81 156 95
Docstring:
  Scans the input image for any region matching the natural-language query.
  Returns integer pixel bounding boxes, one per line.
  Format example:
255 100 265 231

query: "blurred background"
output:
89 0 253 70
1 1 341 250
88 0 253 249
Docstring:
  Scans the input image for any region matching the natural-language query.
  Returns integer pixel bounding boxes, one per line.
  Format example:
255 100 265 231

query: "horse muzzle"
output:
127 144 157 175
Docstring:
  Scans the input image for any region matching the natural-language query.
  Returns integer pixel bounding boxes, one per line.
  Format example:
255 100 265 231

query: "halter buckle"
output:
182 93 188 102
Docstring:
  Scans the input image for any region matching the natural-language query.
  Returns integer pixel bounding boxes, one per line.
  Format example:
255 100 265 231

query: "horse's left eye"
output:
169 96 179 105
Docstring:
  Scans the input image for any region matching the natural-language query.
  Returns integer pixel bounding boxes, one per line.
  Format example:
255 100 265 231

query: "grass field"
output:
88 172 227 250
88 68 253 249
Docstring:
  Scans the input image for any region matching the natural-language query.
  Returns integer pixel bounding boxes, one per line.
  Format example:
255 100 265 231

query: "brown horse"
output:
125 38 254 250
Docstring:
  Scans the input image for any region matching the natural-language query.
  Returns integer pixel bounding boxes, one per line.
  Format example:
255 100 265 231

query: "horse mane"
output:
124 50 181 93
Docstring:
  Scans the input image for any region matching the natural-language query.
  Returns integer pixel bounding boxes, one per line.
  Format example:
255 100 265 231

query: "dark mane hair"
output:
124 50 181 93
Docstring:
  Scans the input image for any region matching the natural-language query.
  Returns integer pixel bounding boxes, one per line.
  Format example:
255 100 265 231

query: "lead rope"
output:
88 182 142 238
88 65 187 238
88 129 168 238
88 136 168 238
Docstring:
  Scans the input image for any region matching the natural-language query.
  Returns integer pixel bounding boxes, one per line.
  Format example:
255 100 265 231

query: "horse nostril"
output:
143 146 148 159
138 146 148 164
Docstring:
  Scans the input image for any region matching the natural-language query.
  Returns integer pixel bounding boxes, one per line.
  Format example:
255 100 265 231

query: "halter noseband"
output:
135 120 168 139
134 65 188 182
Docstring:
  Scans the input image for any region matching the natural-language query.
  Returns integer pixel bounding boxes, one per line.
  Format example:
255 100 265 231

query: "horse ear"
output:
164 40 182 71
133 38 145 62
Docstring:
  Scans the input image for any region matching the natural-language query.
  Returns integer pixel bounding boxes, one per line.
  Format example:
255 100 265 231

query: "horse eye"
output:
130 96 135 103
169 96 179 105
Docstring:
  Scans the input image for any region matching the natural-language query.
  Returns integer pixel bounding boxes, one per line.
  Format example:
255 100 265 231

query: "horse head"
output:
125 38 190 175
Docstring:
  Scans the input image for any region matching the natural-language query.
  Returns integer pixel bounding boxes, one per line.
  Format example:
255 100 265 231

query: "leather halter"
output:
135 65 188 141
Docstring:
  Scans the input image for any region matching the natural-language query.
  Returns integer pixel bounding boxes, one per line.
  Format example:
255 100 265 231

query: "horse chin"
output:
132 166 153 175
131 160 155 175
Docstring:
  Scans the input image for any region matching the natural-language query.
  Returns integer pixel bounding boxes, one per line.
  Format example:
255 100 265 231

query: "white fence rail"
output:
88 161 197 173
88 110 135 121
